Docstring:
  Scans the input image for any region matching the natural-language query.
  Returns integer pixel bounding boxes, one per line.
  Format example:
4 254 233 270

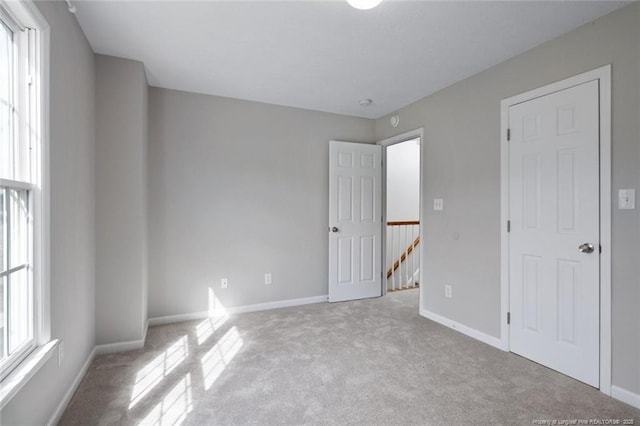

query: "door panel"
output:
509 80 600 387
360 236 375 281
522 254 542 332
329 141 382 302
337 237 353 284
360 176 375 221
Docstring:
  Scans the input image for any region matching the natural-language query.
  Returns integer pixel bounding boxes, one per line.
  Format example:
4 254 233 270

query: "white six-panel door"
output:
508 80 600 387
329 141 382 302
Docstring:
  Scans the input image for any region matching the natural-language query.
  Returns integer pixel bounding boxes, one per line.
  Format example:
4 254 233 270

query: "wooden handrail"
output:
387 221 419 226
386 236 420 279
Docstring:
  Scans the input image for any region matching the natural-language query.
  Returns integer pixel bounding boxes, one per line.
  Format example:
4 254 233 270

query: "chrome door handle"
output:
578 243 594 254
331 227 339 233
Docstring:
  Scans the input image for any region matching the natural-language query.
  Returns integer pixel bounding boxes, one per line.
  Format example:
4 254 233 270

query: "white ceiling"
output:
74 0 628 119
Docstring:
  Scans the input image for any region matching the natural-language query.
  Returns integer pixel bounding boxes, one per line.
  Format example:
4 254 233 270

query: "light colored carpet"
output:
60 290 639 425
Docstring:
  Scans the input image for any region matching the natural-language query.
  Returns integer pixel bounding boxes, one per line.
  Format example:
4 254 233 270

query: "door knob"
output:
578 243 595 254
331 227 339 233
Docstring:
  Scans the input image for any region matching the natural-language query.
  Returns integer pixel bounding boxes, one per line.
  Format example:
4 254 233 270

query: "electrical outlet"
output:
221 278 228 289
264 273 272 285
58 341 64 367
434 198 444 211
445 285 452 299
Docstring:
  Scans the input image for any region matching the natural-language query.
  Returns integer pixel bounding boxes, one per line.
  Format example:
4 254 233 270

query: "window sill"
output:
0 339 59 410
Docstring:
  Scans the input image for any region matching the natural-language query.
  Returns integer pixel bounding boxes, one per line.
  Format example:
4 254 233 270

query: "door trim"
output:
377 128 424 301
499 65 612 395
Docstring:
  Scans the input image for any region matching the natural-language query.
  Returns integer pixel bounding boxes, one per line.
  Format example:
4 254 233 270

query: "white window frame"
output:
0 7 36 381
0 0 52 409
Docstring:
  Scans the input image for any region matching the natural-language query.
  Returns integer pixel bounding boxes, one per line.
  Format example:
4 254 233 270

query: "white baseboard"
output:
420 308 507 351
228 295 328 315
148 310 209 327
46 346 96 426
611 385 640 409
94 320 149 355
149 295 328 327
94 339 145 355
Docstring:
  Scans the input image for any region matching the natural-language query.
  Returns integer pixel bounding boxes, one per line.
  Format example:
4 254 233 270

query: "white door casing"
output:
508 80 600 387
329 141 382 302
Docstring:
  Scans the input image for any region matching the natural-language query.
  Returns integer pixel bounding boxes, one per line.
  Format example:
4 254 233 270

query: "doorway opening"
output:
385 137 420 293
379 129 424 306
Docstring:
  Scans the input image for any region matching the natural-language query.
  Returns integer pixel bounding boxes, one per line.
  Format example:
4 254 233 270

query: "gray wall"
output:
95 55 148 344
375 3 640 394
0 1 97 424
148 88 374 317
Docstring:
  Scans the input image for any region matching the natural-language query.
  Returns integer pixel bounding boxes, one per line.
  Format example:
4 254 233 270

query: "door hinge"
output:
507 312 511 325
506 128 511 141
599 244 602 254
507 220 511 233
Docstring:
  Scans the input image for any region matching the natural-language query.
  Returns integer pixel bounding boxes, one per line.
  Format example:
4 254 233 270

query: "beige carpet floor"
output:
59 289 639 425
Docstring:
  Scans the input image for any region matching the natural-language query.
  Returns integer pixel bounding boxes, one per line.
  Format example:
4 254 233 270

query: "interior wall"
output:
148 88 374 318
386 139 420 221
0 1 97 423
374 3 640 395
95 54 149 344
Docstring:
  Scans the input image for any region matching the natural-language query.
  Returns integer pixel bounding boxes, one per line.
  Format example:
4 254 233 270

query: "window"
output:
0 1 47 384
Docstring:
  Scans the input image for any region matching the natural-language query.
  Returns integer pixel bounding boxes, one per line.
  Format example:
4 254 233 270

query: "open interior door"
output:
328 141 382 302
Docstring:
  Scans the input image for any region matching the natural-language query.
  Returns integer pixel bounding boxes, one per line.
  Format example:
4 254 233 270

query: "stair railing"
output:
386 221 420 291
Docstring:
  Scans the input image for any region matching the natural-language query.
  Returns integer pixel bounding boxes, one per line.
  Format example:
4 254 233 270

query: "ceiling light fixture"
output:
359 99 373 107
347 0 383 11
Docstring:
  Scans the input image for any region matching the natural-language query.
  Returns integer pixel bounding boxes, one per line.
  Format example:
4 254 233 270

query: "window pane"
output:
0 20 15 180
0 187 32 363
8 188 28 268
8 268 31 353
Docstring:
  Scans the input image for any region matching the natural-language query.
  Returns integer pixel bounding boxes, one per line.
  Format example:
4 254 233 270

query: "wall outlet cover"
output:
618 189 635 209
445 285 452 298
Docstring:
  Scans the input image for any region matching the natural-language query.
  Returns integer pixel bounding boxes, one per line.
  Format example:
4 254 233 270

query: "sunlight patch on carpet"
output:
196 315 229 346
129 336 189 409
201 326 243 391
138 373 193 425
